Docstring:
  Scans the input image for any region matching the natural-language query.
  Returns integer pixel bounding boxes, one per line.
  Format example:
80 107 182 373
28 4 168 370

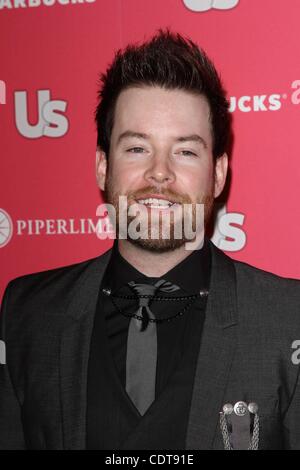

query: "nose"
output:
143 153 176 186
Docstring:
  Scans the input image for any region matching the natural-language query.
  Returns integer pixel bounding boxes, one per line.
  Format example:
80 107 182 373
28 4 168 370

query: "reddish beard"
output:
104 178 214 252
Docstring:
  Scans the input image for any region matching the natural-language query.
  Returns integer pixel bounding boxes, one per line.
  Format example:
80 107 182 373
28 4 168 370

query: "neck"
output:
117 231 205 277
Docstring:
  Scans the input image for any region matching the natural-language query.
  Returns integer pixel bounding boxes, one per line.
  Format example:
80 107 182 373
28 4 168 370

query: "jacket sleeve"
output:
0 282 26 449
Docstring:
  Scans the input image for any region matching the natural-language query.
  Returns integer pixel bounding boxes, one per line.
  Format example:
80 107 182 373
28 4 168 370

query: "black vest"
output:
86 286 207 450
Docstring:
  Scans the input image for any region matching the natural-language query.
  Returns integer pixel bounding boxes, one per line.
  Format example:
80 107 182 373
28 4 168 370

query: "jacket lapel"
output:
186 242 238 450
59 242 238 449
59 249 112 449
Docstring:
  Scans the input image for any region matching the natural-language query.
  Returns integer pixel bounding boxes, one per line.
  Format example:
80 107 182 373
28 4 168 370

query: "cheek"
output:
109 164 141 192
180 166 214 195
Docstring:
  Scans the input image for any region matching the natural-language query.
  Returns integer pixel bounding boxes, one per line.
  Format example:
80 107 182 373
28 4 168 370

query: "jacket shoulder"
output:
230 256 300 329
233 257 300 290
2 248 112 314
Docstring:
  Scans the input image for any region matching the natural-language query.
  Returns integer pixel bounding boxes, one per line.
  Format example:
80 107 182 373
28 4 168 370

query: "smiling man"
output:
97 85 226 261
1 30 300 450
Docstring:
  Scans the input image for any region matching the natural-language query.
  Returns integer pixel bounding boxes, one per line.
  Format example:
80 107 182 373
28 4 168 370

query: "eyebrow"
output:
117 130 208 148
176 134 207 148
117 131 149 145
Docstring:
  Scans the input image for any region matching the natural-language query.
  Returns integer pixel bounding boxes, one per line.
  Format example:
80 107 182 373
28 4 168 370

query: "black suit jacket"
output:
1 242 300 449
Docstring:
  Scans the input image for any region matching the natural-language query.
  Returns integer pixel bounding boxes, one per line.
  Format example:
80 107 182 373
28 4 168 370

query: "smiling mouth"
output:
135 197 179 209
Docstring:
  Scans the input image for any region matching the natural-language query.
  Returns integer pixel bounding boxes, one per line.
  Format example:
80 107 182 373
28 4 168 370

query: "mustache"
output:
126 186 192 205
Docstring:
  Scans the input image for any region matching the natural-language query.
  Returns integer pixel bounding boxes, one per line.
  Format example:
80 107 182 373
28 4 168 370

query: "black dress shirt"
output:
102 237 211 395
86 237 211 449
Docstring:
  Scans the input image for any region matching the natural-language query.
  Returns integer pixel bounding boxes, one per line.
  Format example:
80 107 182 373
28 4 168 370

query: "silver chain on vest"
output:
219 403 259 450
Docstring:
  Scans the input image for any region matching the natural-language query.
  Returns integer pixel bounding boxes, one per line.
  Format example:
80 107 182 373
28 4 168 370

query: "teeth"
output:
137 198 174 206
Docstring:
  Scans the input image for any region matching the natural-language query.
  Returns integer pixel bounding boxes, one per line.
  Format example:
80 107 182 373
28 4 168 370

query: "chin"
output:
127 235 190 253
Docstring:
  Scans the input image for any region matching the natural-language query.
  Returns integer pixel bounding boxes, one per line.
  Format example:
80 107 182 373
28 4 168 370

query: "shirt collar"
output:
103 237 211 295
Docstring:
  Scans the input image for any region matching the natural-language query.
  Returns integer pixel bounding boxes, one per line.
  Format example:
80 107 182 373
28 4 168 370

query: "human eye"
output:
126 147 145 153
178 149 198 157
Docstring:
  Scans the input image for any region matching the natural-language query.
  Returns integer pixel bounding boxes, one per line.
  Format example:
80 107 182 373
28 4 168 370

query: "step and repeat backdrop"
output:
1 0 300 302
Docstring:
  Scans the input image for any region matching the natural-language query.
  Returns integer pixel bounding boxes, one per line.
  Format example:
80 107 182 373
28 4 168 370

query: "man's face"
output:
96 86 228 252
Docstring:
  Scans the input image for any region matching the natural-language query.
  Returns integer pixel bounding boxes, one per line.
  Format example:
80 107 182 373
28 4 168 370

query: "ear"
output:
214 153 228 198
95 148 107 191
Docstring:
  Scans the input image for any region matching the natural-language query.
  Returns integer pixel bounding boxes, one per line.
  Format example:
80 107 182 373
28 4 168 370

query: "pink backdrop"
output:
1 0 300 303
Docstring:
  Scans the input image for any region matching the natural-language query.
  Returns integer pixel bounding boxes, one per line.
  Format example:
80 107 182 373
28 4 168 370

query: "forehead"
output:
111 86 212 143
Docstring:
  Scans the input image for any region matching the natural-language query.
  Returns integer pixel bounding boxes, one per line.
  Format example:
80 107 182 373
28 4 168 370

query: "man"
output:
1 30 300 450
